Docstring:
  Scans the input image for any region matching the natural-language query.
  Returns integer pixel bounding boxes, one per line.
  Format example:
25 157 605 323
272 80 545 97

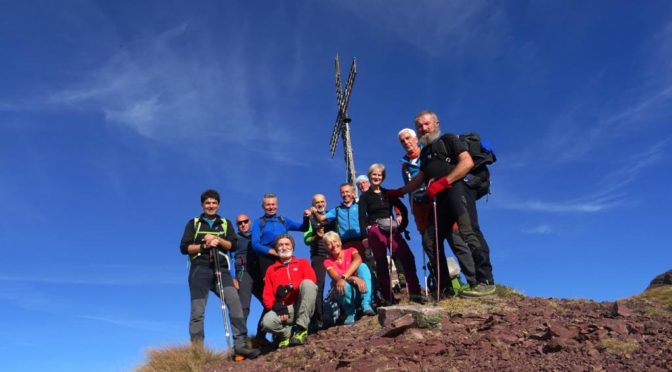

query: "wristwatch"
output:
340 274 348 281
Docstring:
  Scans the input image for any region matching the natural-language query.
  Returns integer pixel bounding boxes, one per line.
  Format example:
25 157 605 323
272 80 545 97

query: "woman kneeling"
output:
323 231 375 325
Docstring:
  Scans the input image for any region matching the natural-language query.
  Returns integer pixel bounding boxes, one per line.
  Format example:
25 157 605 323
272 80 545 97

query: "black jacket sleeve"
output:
179 219 196 255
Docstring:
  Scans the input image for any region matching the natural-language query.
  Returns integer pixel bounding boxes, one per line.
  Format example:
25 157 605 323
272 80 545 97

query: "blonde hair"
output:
367 163 386 181
322 231 341 245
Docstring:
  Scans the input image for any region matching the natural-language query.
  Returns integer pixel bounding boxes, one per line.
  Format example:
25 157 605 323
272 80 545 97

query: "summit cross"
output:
329 54 358 186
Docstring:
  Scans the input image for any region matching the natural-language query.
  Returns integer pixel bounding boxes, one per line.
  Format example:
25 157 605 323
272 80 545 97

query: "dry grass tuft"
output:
596 338 639 355
135 343 231 372
495 284 525 299
639 285 672 306
627 285 672 317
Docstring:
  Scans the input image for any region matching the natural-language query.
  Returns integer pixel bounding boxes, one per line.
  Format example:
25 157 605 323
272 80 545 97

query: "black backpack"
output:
459 132 496 199
431 132 496 200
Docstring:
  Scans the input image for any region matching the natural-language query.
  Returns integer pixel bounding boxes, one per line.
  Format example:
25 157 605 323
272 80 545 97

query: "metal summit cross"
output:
329 54 357 186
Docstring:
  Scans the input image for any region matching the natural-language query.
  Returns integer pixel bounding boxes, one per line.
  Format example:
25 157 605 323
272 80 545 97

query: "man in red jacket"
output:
261 234 317 348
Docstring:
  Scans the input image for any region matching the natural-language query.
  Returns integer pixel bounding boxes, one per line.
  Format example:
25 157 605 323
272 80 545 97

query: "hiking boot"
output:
252 336 273 348
460 283 497 298
289 327 308 346
277 338 291 349
409 294 428 304
234 346 261 360
362 306 376 316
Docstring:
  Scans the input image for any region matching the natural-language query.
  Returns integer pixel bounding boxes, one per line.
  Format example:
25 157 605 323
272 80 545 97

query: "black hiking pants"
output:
310 255 327 328
425 182 494 289
460 186 494 285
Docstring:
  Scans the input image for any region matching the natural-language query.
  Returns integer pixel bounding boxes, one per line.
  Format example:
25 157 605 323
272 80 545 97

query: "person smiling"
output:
261 234 317 348
322 231 375 325
358 164 425 305
179 189 259 359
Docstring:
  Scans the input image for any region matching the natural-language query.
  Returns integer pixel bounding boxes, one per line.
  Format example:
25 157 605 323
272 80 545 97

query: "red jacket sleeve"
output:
262 265 275 310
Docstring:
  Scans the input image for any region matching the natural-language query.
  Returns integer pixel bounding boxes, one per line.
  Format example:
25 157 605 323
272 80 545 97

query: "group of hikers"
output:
178 110 496 359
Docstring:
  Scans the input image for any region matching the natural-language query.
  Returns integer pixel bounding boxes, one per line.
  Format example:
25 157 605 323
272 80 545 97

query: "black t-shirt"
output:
419 133 467 180
358 188 409 233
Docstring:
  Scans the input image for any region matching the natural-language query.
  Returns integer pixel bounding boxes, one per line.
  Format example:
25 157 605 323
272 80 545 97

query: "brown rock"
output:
611 301 632 318
548 320 578 339
379 313 416 338
603 319 628 335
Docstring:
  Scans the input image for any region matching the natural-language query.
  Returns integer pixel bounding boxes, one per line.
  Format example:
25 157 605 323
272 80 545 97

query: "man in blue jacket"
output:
250 193 310 341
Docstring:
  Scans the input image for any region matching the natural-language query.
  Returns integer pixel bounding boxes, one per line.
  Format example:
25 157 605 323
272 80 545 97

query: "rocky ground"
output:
201 285 672 372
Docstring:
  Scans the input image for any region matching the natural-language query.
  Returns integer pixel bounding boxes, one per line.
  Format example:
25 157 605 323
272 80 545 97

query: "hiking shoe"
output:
362 306 376 316
289 327 308 346
460 283 497 298
343 313 356 325
277 338 291 349
234 346 261 360
409 294 429 304
252 336 273 348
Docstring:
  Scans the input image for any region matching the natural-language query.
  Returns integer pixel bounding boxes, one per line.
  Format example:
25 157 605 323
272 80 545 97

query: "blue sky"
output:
1 1 671 370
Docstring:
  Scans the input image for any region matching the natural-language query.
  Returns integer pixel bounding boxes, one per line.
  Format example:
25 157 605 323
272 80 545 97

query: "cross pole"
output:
329 54 358 187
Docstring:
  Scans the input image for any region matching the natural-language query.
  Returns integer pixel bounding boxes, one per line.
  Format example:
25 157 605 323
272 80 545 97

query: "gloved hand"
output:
427 177 452 199
385 188 404 199
272 303 289 317
275 285 289 303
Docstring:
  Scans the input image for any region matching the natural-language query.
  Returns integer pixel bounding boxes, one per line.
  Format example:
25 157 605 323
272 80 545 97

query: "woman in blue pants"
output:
323 231 375 324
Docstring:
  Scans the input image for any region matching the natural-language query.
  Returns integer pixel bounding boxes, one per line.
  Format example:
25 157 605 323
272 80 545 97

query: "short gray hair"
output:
398 128 416 138
355 175 369 185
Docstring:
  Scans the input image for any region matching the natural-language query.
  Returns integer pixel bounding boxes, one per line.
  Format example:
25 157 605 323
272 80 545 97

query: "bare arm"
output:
444 151 474 184
400 171 426 195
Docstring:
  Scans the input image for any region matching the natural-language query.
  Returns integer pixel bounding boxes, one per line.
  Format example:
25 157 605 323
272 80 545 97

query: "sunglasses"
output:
237 219 250 226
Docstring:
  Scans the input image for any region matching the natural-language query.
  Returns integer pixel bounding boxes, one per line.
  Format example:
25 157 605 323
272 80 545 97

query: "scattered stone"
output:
603 319 628 335
611 301 632 318
198 288 672 372
377 305 443 328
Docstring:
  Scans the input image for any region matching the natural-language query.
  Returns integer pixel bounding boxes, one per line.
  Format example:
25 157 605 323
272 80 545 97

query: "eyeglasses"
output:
237 219 250 226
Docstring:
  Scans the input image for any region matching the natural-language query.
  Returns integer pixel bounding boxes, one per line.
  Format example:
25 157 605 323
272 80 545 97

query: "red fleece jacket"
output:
262 257 317 309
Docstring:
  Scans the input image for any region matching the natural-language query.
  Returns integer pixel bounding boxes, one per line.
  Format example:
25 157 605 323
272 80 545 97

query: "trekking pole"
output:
388 216 394 302
432 198 440 302
422 241 428 297
212 247 233 349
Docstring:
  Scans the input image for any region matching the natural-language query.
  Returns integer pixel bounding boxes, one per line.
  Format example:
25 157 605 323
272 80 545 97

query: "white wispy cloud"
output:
77 315 174 332
501 138 669 213
521 224 553 235
0 264 183 286
333 0 506 59
45 22 261 144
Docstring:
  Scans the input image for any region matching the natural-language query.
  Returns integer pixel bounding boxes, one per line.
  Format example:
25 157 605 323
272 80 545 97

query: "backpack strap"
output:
189 217 229 263
425 134 453 163
190 217 204 261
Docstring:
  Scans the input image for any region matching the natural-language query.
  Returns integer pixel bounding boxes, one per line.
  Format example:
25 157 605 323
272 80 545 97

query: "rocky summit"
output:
199 284 672 372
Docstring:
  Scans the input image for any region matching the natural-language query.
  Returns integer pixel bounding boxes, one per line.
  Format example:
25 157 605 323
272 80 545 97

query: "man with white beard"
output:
387 110 496 297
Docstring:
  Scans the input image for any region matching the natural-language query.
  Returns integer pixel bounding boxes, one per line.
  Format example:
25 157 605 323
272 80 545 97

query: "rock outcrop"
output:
202 287 672 371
